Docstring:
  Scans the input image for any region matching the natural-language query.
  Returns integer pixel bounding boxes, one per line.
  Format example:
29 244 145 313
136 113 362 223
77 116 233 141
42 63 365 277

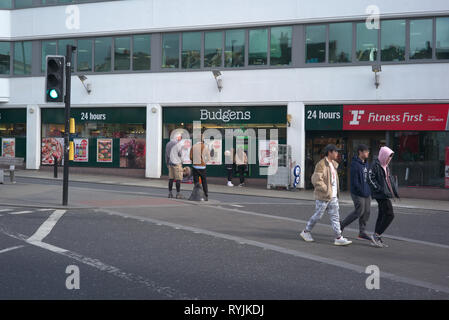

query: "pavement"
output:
5 169 449 212
0 176 448 300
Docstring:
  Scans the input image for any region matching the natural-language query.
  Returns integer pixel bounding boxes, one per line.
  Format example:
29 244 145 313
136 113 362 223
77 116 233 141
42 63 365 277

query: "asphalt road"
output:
1 177 448 300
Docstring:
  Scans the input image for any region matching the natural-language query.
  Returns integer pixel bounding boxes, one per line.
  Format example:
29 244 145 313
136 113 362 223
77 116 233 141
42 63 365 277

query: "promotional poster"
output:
97 139 113 163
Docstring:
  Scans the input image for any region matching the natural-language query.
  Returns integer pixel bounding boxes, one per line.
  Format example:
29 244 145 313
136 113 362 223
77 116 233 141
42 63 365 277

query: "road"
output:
0 177 448 300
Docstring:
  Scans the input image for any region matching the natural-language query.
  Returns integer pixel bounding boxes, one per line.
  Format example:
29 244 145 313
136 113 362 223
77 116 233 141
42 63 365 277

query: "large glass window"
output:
0 42 10 75
77 39 92 72
13 41 32 75
329 23 352 63
204 31 222 68
381 19 406 62
410 19 433 60
114 36 130 71
306 25 326 63
162 33 179 69
225 29 245 68
356 22 378 62
41 40 57 72
132 35 151 70
0 0 12 9
94 37 112 72
270 26 292 66
249 28 267 66
14 0 33 8
436 17 449 60
58 39 75 72
181 32 201 69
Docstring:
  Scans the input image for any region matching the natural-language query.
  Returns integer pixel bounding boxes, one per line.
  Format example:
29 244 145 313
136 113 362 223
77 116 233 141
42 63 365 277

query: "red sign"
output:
343 104 449 131
445 147 449 189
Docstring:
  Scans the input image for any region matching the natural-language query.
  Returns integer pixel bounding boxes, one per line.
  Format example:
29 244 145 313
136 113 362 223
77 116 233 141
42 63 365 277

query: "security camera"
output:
212 70 223 92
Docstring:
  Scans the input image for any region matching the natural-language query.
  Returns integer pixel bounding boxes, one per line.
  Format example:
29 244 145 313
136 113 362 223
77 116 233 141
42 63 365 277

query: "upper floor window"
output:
270 26 292 66
114 36 131 71
225 29 245 68
77 38 93 72
204 31 223 68
94 37 112 72
41 40 57 72
0 0 12 9
13 41 32 75
381 19 406 62
436 17 449 60
249 28 268 66
182 32 201 69
329 22 352 63
133 35 151 70
356 22 378 62
0 42 10 75
410 19 433 60
14 0 32 8
162 33 179 69
306 25 326 63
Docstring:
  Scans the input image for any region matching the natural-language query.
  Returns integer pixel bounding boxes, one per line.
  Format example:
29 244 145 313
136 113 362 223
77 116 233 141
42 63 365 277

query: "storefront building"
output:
0 108 26 159
305 104 449 193
162 106 287 178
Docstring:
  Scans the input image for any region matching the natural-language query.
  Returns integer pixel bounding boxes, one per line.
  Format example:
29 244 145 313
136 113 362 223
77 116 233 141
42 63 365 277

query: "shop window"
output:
133 34 151 70
204 31 222 68
356 22 378 62
13 41 32 75
225 29 245 68
270 26 292 66
41 40 57 73
249 28 267 66
0 123 26 137
114 36 130 71
58 39 75 72
182 32 201 69
306 25 326 63
436 17 449 60
162 33 179 69
329 23 352 63
94 37 112 72
77 39 92 72
0 42 10 75
0 0 12 9
381 20 406 62
410 19 433 60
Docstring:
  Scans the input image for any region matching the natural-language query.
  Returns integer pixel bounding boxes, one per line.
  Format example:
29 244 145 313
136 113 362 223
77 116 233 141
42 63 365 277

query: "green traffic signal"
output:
49 89 59 99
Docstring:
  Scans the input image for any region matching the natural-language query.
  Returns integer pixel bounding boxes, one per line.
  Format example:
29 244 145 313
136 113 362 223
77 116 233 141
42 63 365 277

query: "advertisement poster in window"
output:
42 138 64 165
258 140 278 166
1 138 15 158
445 146 449 189
180 139 192 165
73 138 89 162
119 138 145 168
97 139 113 163
204 139 222 165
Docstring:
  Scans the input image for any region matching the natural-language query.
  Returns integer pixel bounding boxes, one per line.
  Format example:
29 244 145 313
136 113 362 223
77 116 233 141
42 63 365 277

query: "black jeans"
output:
341 194 371 233
375 198 394 235
192 167 208 197
225 165 233 182
237 165 246 184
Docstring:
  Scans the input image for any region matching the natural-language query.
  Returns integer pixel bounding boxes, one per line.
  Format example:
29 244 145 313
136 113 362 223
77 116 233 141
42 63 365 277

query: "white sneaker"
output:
334 237 352 246
227 181 234 187
300 230 314 242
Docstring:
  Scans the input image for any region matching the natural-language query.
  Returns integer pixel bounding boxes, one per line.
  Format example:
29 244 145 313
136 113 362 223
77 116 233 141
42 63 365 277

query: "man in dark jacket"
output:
368 146 400 248
340 144 372 241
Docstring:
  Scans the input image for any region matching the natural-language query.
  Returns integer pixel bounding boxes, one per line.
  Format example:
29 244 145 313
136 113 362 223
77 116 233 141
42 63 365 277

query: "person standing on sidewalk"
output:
340 144 373 242
235 147 248 187
368 146 399 248
165 134 184 199
190 140 210 201
224 149 234 187
300 144 352 246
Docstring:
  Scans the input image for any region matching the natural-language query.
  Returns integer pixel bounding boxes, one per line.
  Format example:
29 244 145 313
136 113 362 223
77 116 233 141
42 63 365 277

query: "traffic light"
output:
45 55 65 103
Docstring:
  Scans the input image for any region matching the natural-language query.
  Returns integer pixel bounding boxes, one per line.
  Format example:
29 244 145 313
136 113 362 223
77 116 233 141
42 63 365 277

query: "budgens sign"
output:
200 109 251 123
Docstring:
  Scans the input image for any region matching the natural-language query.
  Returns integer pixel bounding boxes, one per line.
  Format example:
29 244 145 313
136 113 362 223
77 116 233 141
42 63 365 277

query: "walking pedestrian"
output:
165 134 184 199
190 140 210 201
235 147 248 187
340 144 373 242
224 149 234 187
368 146 399 248
300 144 352 246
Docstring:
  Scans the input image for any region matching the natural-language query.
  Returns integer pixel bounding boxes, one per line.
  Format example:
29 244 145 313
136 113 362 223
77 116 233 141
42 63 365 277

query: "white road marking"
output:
9 211 33 215
230 204 244 208
27 210 66 243
0 245 24 255
36 209 54 212
0 209 13 212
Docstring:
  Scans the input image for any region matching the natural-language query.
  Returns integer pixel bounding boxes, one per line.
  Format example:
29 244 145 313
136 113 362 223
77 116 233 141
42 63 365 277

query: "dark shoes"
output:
358 232 371 241
168 192 174 198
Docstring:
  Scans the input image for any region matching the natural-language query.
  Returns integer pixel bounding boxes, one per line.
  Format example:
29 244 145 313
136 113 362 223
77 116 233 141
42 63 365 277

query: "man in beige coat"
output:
300 144 352 246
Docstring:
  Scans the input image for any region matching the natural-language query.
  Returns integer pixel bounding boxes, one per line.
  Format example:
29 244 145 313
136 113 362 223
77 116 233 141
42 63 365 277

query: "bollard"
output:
9 165 15 184
54 156 58 178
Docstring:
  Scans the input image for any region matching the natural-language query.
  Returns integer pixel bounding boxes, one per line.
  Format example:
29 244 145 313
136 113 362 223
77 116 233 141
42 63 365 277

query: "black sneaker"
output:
358 232 371 241
168 192 174 198
204 196 208 201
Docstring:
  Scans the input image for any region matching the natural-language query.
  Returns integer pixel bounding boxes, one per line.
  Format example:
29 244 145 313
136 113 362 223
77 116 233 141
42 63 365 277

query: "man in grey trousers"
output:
340 144 372 241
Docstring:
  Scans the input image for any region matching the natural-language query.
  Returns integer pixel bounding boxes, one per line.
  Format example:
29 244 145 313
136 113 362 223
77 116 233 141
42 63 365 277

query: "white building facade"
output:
1 0 449 198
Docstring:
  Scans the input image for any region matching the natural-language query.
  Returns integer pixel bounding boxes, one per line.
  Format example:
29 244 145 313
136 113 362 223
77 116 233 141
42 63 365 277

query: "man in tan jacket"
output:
300 144 352 246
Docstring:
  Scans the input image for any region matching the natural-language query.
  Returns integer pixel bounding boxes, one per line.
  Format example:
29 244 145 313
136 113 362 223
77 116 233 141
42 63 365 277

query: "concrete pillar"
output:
26 104 41 170
287 101 305 189
145 103 162 178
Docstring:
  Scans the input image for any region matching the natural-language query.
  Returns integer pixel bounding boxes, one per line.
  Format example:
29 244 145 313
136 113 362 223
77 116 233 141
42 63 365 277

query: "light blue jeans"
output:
305 197 342 238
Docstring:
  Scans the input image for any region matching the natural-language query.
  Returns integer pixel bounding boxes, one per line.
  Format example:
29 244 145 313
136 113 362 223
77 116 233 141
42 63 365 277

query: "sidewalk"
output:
5 169 448 212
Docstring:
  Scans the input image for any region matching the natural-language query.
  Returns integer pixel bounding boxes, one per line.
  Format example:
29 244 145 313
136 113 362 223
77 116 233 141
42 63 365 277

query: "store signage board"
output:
305 105 343 131
41 107 146 124
343 104 449 131
0 109 27 124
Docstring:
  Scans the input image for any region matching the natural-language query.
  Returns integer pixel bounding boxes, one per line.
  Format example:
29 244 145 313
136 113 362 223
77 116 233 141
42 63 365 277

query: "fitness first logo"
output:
200 109 251 123
349 110 365 125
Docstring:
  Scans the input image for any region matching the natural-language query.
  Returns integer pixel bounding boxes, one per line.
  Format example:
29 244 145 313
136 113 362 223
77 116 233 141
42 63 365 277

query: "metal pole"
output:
62 45 76 206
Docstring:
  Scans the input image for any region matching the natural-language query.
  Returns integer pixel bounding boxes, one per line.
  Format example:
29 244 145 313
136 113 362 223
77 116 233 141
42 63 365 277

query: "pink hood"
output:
378 146 394 170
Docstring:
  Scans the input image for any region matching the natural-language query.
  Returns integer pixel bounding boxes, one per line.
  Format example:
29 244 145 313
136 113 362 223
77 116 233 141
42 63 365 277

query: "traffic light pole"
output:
62 45 76 206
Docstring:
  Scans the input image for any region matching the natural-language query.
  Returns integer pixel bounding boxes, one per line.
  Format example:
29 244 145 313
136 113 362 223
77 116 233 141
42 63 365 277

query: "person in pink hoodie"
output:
368 146 400 248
